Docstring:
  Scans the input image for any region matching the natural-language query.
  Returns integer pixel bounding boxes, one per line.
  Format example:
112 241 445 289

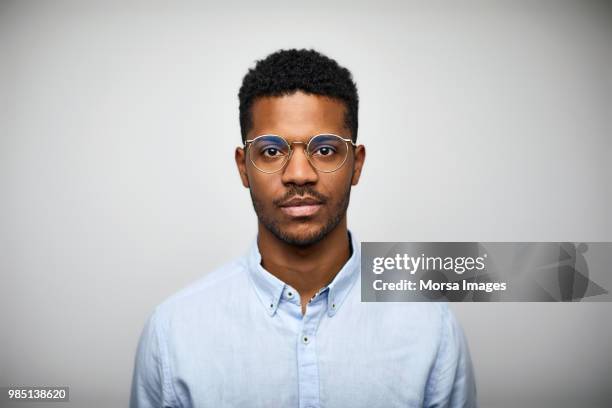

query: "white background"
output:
1 1 611 407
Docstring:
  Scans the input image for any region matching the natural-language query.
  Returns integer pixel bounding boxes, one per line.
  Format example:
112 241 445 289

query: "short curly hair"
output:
238 49 359 143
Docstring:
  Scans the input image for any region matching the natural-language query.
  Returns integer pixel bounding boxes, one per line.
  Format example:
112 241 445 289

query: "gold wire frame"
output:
243 133 357 174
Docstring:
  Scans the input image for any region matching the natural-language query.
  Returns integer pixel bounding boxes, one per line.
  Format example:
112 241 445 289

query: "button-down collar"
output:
246 231 360 317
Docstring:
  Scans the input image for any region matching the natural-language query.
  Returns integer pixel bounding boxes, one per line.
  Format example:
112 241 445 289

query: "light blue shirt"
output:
130 232 477 407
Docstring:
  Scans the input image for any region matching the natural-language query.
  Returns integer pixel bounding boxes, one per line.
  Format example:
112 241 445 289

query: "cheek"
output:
319 172 352 200
248 172 283 202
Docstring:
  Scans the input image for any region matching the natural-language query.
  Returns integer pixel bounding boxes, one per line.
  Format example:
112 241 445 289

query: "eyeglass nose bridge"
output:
283 141 317 171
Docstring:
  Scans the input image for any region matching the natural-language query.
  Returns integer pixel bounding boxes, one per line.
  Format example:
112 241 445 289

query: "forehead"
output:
248 91 347 141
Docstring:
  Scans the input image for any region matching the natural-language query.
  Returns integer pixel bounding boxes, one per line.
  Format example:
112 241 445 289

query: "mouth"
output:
278 197 323 218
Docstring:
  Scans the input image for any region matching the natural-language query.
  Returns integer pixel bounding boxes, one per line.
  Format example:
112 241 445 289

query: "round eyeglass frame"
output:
243 133 357 174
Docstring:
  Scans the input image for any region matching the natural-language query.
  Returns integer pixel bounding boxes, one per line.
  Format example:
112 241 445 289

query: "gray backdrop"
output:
1 1 610 407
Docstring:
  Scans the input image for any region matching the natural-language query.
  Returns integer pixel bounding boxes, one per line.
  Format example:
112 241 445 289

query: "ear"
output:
235 147 250 188
351 145 366 186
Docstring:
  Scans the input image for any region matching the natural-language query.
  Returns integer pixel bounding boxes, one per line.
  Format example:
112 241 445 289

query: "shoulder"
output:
371 302 468 364
346 284 456 348
391 302 454 335
412 302 463 345
350 284 452 334
150 257 250 328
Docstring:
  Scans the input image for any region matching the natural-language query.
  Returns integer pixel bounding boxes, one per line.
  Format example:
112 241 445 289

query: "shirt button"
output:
302 335 309 344
287 291 293 298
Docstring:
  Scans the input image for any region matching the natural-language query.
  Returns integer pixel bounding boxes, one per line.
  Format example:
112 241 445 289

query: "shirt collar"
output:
246 231 361 317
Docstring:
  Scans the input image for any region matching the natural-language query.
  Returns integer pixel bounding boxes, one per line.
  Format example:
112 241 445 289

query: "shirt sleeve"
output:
424 305 478 408
129 309 175 408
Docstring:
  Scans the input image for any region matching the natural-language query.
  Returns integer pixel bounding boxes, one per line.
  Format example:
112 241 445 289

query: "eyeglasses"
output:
244 133 356 174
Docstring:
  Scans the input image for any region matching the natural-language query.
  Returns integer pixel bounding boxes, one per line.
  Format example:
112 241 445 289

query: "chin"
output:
273 222 330 247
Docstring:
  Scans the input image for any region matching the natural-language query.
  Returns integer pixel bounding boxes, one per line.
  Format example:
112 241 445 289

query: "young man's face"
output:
236 91 365 246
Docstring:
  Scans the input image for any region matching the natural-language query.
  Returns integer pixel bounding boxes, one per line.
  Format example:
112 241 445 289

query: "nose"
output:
280 143 319 186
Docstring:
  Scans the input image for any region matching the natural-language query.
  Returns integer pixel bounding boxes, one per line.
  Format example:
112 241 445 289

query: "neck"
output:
257 218 351 313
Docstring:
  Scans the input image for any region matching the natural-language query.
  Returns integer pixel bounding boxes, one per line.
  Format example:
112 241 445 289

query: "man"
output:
130 49 477 408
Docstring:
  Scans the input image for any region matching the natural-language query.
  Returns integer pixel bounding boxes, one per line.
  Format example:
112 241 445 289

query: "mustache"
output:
273 185 328 207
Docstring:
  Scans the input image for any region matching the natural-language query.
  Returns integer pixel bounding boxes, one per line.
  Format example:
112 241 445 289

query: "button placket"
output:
296 292 326 408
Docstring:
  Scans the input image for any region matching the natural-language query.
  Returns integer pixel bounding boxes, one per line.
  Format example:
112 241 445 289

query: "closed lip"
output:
278 197 323 207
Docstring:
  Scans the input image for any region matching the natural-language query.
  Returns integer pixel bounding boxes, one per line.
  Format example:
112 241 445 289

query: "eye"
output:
261 146 285 158
312 145 337 156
